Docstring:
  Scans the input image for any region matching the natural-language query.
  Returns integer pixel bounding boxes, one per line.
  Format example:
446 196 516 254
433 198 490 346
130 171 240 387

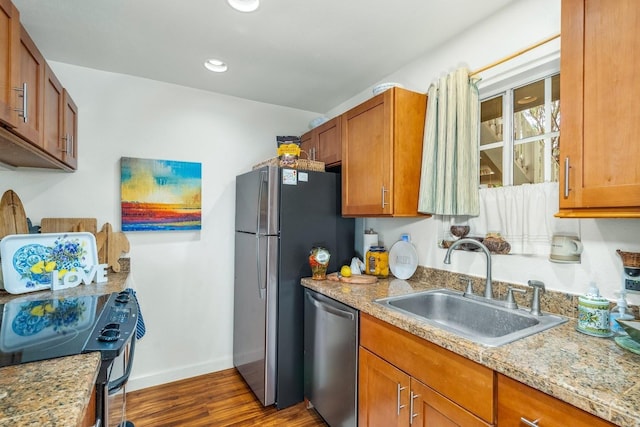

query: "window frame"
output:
478 58 560 186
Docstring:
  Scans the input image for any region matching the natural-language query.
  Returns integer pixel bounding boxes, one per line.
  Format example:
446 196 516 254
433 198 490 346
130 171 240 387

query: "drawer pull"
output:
563 156 570 198
381 185 388 208
13 83 28 123
520 417 540 426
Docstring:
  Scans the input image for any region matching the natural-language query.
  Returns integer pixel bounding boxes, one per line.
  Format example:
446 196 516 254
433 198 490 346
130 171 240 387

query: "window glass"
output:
480 96 503 146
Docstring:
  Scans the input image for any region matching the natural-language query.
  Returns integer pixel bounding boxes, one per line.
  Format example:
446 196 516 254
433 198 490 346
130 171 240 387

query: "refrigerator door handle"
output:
255 170 268 299
305 291 354 320
256 235 266 299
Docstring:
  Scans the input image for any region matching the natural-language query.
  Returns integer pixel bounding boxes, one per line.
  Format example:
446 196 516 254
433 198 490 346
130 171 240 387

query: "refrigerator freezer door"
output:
233 231 278 406
235 166 279 235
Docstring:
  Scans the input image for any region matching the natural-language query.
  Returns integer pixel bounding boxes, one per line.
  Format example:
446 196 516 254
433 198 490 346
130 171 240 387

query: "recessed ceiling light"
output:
204 59 228 73
227 0 259 12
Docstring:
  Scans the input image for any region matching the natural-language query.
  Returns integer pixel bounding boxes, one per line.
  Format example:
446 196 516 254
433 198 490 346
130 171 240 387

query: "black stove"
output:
0 290 137 368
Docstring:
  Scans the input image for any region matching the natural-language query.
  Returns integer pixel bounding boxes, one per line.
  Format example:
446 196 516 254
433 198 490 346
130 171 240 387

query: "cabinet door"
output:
497 374 615 427
300 129 317 160
342 91 393 216
559 0 640 217
316 116 341 166
12 24 44 148
359 347 409 427
0 0 19 127
410 379 492 427
61 89 78 169
43 63 63 160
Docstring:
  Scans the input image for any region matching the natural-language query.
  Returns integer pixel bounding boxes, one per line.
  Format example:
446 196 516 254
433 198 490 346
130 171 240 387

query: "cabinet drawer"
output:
497 374 615 427
360 313 494 423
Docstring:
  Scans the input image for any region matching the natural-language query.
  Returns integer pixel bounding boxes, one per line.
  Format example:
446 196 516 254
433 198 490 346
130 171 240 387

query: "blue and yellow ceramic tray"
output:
0 232 98 294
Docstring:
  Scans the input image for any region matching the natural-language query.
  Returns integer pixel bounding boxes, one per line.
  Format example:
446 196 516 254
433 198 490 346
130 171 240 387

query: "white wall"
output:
328 0 640 304
0 62 317 390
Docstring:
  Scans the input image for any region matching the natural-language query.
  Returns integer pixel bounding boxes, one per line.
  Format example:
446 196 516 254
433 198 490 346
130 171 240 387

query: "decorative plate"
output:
0 232 98 294
389 241 418 280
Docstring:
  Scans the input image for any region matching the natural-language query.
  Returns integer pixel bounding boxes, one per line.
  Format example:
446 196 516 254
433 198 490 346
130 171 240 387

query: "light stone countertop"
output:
0 269 129 426
302 270 640 427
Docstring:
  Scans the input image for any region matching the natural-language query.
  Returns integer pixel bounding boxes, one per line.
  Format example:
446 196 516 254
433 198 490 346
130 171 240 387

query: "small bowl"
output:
616 319 640 343
450 225 470 239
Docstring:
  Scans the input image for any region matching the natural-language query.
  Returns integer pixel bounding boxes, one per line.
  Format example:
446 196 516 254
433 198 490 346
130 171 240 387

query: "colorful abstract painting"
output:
120 157 202 231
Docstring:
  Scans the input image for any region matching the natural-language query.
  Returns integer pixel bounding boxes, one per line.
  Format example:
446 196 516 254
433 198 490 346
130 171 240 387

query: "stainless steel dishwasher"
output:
304 288 358 427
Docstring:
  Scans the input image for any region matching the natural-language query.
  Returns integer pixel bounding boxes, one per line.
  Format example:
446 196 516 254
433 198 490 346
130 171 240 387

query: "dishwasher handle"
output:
305 291 355 320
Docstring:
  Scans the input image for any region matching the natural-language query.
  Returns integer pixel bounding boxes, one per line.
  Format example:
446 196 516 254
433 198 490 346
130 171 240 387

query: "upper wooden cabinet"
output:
558 0 640 217
0 0 19 127
341 87 427 217
0 0 77 171
300 116 341 167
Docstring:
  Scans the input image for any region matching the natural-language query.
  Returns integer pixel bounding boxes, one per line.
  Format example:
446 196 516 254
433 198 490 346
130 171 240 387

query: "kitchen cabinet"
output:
0 0 77 171
558 0 640 217
0 0 19 127
300 116 341 167
12 23 45 147
341 87 427 217
497 374 615 426
359 313 494 426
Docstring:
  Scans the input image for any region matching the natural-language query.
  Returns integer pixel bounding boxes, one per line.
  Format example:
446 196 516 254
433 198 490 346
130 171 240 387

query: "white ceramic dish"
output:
0 232 99 294
389 240 418 280
372 82 404 95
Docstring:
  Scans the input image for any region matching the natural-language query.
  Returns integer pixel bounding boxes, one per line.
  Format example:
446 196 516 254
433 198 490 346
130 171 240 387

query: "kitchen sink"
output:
375 289 567 347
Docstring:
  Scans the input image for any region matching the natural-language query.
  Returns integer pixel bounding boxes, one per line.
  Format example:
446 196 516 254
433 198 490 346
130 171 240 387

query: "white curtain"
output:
440 182 580 255
418 67 480 215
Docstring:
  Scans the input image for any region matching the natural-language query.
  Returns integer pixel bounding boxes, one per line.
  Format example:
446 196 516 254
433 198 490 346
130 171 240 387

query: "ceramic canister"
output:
577 293 612 337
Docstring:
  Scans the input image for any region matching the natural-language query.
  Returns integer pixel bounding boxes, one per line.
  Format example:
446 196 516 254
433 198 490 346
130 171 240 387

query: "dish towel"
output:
126 288 146 340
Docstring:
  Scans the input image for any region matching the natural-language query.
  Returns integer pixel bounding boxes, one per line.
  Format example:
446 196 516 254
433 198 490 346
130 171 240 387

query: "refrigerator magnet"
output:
282 168 298 185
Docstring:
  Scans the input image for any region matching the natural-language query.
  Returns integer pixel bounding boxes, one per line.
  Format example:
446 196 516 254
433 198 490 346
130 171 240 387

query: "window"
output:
479 70 560 187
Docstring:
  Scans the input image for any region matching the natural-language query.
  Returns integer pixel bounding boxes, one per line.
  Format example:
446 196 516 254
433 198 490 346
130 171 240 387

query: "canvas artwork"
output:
120 157 202 231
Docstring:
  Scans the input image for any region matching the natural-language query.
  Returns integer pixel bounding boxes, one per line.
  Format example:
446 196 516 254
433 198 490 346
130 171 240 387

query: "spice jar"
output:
365 246 389 278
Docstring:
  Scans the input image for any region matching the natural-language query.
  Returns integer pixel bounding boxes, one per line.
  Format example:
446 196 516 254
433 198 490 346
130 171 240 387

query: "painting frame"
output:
120 157 202 232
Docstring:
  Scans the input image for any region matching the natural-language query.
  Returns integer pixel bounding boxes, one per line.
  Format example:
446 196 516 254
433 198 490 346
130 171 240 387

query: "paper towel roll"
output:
363 233 378 258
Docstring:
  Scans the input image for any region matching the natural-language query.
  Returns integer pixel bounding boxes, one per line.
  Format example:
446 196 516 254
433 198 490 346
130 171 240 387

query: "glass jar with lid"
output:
365 246 389 278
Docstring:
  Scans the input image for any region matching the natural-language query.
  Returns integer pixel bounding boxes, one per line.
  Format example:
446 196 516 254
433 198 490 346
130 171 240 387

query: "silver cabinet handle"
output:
520 417 540 426
62 134 72 154
13 83 28 123
396 383 407 415
381 185 389 208
563 156 570 198
409 391 420 425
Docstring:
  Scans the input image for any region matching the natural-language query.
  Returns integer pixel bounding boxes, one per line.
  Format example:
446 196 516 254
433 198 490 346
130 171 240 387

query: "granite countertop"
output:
302 271 640 427
0 269 129 426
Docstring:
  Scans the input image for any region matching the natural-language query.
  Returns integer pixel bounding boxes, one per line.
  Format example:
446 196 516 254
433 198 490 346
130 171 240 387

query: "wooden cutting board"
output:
95 222 130 272
40 218 98 234
0 190 29 239
326 272 377 284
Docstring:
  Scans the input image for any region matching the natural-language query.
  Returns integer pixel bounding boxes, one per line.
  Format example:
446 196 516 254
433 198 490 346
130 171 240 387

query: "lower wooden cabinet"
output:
359 313 494 426
497 374 615 427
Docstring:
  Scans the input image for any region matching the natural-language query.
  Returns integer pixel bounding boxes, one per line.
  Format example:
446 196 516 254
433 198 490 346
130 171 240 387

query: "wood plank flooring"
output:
125 368 328 426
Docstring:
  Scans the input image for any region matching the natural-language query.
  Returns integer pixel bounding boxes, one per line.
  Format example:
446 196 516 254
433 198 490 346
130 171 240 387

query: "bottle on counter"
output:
577 282 612 337
610 290 635 335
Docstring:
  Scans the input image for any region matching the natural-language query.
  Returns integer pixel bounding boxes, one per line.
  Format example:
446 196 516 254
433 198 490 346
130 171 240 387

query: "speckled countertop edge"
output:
0 269 129 426
302 271 640 427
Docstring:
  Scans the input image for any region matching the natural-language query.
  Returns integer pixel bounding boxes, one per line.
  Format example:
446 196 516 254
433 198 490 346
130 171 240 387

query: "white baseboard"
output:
126 356 234 392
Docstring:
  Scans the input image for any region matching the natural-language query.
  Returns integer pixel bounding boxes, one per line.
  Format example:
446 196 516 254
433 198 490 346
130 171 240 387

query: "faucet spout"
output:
443 238 493 299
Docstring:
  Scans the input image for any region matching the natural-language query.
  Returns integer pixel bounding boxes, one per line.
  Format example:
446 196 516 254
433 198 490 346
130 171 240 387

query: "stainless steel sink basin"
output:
375 289 567 347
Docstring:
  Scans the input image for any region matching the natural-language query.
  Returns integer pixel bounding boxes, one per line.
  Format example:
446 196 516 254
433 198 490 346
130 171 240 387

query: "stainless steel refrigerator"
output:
233 165 354 409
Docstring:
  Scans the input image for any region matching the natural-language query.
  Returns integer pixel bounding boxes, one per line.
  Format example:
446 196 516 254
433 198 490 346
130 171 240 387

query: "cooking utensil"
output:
0 190 28 239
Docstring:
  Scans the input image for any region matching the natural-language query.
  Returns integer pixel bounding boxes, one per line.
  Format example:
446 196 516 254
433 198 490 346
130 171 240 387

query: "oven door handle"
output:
108 333 136 394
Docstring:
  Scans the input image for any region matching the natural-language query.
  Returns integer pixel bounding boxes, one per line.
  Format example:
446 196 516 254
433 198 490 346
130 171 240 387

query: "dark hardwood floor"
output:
125 368 328 426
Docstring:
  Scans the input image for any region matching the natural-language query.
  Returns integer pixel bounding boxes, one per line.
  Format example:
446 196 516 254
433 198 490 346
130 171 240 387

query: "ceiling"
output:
13 0 518 113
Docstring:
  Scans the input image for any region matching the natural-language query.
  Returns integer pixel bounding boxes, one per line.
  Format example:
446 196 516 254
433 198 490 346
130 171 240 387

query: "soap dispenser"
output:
577 281 613 337
610 290 635 335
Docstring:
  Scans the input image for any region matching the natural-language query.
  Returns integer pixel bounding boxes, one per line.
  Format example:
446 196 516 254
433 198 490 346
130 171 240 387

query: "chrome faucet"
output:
444 238 493 299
